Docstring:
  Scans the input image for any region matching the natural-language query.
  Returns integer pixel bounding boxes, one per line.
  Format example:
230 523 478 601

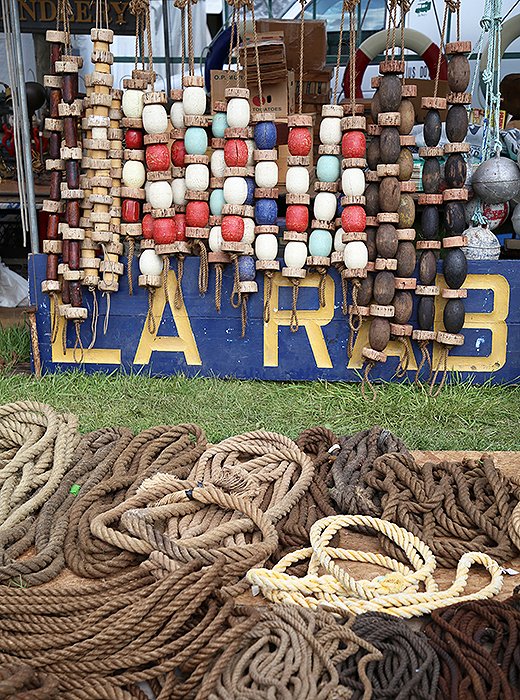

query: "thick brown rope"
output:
298 0 305 113
162 256 170 307
317 267 327 308
0 427 131 586
333 0 348 104
340 611 440 699
49 292 59 344
329 426 410 516
63 424 207 578
87 287 99 350
72 320 84 364
434 1 450 99
423 593 520 700
364 452 520 567
200 604 381 699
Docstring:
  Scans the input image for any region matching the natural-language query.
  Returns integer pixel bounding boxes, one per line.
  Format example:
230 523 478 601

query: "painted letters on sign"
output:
29 254 518 384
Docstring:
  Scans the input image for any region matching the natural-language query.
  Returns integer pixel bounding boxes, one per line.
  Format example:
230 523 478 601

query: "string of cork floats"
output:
41 29 67 339
339 0 369 358
362 3 409 392
413 0 452 384
87 28 123 306
431 7 471 394
53 30 87 335
371 72 418 376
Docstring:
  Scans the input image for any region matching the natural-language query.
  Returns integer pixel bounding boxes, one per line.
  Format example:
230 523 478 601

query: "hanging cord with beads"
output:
332 0 348 105
423 592 520 700
147 287 157 333
340 611 441 699
174 254 185 309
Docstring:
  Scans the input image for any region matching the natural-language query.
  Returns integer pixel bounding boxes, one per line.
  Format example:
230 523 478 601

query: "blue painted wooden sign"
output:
28 253 519 384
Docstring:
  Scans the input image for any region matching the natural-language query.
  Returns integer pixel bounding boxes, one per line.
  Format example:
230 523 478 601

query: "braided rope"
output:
247 514 504 618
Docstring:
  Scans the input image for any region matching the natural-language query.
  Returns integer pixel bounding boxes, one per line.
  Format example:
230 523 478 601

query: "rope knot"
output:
374 571 408 595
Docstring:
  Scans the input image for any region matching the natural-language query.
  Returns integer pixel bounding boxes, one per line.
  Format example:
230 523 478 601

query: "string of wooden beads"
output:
433 38 472 385
208 100 230 312
55 44 86 326
41 30 67 328
362 60 406 374
88 29 123 301
392 79 418 374
341 105 369 356
414 89 446 376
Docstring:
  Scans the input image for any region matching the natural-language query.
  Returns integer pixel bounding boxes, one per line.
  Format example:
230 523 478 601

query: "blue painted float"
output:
29 253 519 383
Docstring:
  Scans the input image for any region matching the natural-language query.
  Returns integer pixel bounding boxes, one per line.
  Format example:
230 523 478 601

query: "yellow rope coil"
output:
246 514 504 618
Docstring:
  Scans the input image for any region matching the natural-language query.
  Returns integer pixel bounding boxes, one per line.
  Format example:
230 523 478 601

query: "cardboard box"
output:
211 70 295 119
298 67 333 105
407 79 448 124
255 20 327 73
243 32 287 86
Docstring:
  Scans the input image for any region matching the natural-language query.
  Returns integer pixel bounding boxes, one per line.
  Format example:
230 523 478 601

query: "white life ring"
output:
344 28 447 99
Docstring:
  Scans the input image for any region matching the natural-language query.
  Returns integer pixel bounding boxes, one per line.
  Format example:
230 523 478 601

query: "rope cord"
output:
247 513 504 618
364 452 520 567
423 593 520 700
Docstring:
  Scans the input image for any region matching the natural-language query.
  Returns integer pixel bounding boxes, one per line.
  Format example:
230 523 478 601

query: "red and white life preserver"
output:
344 28 448 99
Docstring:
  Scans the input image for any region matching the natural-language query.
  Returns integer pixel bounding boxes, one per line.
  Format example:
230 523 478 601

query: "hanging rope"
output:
298 0 306 113
192 239 209 295
394 337 410 378
290 279 300 333
162 256 170 308
49 292 59 345
127 238 135 296
433 0 450 99
347 279 363 359
87 287 99 350
241 295 248 337
429 343 449 396
215 263 223 313
414 339 432 385
174 255 185 309
263 270 274 323
332 0 348 104
361 360 377 401
72 321 84 364
230 254 242 309
147 287 157 334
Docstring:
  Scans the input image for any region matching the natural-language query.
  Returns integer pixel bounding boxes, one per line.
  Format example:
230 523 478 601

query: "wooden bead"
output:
419 249 437 285
396 241 416 277
422 157 441 194
398 148 414 181
448 54 470 93
417 295 435 330
393 290 413 324
446 104 468 143
443 247 467 289
443 298 465 334
379 74 402 112
423 109 442 147
376 223 398 258
366 137 381 171
373 271 395 305
379 127 401 164
399 100 415 135
369 317 391 352
444 153 467 189
379 177 400 212
365 183 380 217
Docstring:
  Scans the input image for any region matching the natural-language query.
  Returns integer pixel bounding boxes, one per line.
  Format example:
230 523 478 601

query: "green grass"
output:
0 325 517 450
0 325 31 369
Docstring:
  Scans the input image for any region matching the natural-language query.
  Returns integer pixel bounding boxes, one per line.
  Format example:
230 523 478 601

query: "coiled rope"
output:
247 514 504 618
0 426 132 586
341 611 441 699
423 592 520 700
64 423 207 577
200 604 382 700
0 401 80 533
329 427 410 516
364 452 520 567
